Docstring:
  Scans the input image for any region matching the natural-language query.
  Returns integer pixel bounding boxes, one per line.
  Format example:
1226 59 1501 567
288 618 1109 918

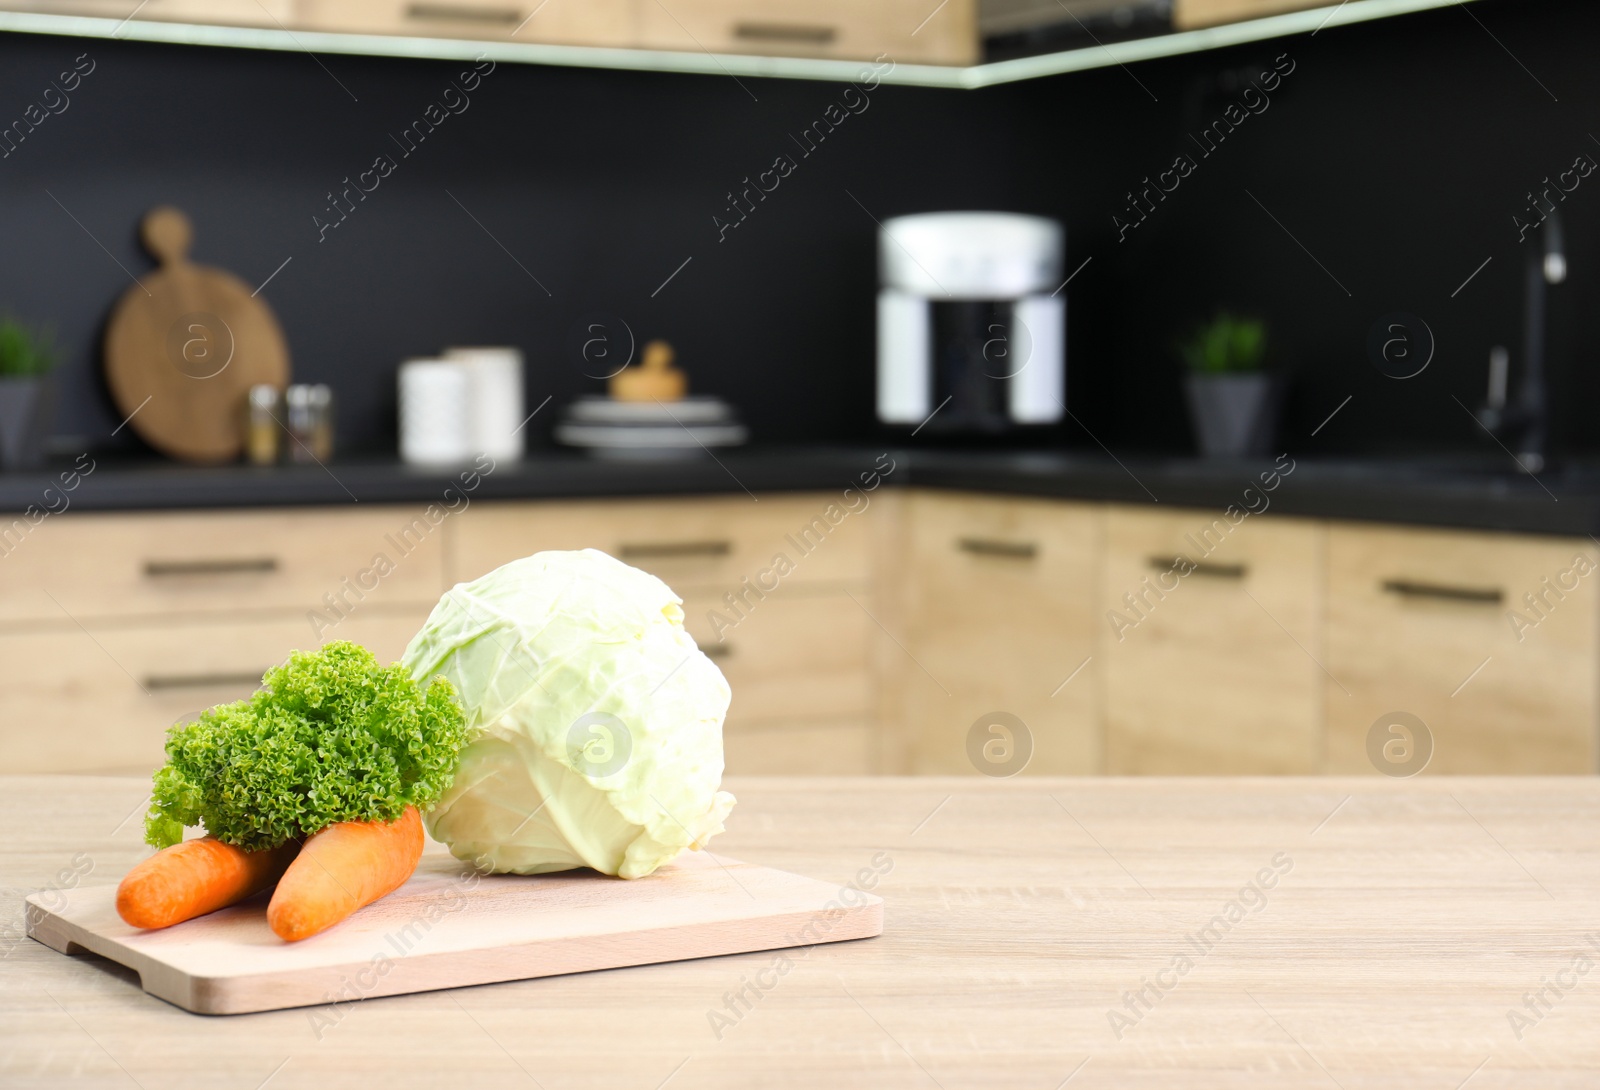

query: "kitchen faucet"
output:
1479 204 1565 474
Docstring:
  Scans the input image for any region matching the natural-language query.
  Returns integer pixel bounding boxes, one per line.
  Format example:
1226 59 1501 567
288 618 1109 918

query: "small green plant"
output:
0 317 56 379
1180 312 1267 375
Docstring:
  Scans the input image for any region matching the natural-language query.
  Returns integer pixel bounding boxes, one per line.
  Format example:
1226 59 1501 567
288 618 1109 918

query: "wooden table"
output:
3 775 1598 1088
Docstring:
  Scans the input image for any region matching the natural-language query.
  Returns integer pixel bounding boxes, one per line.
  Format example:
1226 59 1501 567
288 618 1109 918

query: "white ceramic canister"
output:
445 346 525 460
398 358 473 465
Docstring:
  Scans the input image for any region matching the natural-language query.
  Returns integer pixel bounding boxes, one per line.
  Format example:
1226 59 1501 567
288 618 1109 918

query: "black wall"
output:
0 0 1593 459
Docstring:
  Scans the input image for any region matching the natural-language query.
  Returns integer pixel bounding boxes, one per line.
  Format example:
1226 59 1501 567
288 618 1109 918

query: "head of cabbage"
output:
402 549 734 879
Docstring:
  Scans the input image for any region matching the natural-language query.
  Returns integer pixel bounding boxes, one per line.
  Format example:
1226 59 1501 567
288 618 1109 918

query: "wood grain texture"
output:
0 609 431 774
27 847 882 1015
1172 0 1325 29
0 505 445 626
0 0 295 27
3 775 1598 1087
1324 522 1597 774
295 0 635 46
450 495 873 588
895 492 1101 775
722 720 877 775
634 0 977 64
1101 507 1323 774
680 588 874 728
103 207 290 463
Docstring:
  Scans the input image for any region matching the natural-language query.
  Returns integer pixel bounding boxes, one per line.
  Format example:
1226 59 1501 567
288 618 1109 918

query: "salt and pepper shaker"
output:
243 383 334 465
244 385 281 466
284 384 334 463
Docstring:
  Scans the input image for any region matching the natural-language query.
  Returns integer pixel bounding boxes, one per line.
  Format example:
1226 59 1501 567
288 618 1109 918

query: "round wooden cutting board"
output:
105 207 290 463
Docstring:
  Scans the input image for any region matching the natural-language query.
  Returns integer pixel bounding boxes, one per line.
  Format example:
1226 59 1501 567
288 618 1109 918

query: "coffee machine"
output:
877 212 1065 433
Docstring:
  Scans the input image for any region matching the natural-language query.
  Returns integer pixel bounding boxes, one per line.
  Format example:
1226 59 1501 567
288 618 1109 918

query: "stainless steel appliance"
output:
877 212 1065 434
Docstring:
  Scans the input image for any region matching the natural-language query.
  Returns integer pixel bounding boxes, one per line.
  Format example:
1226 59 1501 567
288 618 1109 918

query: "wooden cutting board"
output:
25 845 883 1016
104 206 290 463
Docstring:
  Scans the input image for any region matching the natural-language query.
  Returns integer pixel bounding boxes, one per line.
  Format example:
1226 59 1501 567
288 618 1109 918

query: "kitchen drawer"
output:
723 721 876 775
0 506 445 625
1101 508 1322 774
0 0 292 26
0 609 431 775
1173 0 1323 29
636 0 977 64
679 589 873 725
452 495 873 589
293 0 634 45
896 492 1099 775
1325 524 1597 774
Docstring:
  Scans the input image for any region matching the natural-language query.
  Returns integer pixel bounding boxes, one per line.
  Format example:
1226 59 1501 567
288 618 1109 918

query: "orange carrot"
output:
266 805 423 942
117 838 298 930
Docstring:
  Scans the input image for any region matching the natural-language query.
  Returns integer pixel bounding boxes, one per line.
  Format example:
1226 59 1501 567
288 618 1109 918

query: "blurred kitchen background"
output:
0 0 1595 780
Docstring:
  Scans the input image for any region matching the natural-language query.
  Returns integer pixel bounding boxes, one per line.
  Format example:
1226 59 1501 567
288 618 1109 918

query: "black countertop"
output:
6 447 1596 538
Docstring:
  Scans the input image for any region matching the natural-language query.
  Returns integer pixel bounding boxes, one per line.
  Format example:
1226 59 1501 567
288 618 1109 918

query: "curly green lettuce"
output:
144 641 468 851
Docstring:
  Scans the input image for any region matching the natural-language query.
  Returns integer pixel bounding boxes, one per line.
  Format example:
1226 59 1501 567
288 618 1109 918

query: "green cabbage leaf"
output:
401 549 734 879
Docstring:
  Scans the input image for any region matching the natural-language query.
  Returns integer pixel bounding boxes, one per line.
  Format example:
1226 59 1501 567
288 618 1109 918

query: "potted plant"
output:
0 316 58 470
1179 312 1284 458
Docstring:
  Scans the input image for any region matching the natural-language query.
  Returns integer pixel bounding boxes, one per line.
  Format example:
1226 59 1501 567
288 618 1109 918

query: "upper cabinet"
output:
1 0 975 63
294 0 638 47
0 0 1482 88
1171 0 1324 30
634 0 977 66
0 0 294 26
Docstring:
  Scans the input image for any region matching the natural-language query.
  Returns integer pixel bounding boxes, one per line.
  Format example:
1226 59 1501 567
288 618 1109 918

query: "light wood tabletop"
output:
3 774 1598 1089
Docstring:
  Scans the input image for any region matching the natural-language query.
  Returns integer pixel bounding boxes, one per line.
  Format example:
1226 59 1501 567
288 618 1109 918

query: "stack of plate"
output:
554 396 748 460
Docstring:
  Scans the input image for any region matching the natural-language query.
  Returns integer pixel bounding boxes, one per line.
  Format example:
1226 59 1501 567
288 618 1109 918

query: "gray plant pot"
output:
0 375 57 470
1183 373 1284 459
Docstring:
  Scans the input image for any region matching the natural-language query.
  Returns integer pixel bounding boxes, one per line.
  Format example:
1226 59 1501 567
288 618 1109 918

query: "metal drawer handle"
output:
732 22 837 44
957 538 1037 560
404 3 522 24
1381 579 1503 605
1148 557 1247 579
618 541 732 560
144 558 279 577
145 671 267 692
701 644 733 660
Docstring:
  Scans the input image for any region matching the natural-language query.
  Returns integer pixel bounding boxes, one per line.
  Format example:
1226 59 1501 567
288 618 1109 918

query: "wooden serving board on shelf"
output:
25 845 882 1016
103 206 290 463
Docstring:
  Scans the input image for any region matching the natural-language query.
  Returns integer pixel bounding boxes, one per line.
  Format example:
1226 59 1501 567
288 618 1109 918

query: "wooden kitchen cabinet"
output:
292 0 975 60
0 504 445 775
679 588 873 724
1324 523 1597 774
891 491 1100 775
0 493 883 777
635 0 977 65
720 720 876 774
455 496 880 774
7 485 1595 782
683 583 879 775
452 495 872 587
0 0 293 27
0 608 431 775
293 0 634 46
0 506 444 626
1172 0 1325 30
1100 508 1323 774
